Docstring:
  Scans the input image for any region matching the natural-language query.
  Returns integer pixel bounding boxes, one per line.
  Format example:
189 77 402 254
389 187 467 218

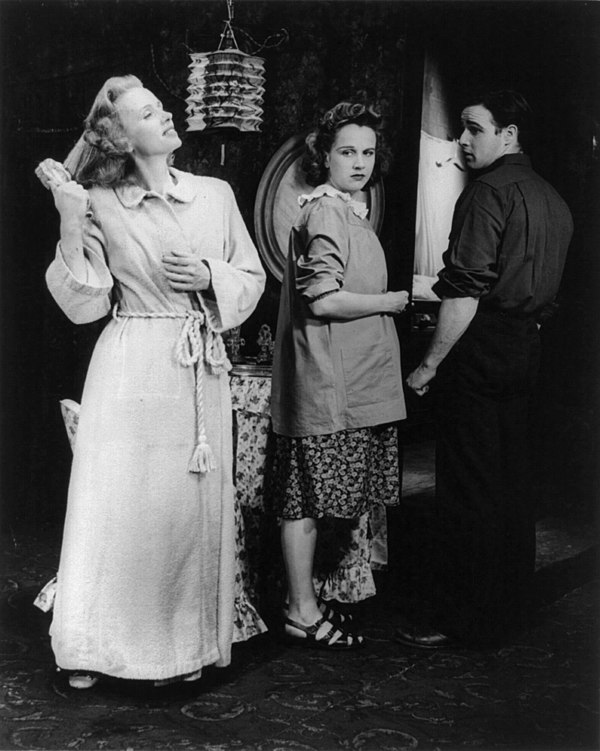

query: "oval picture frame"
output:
253 132 385 281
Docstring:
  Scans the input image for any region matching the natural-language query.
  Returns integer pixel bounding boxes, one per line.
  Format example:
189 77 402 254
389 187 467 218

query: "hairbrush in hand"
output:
35 159 72 190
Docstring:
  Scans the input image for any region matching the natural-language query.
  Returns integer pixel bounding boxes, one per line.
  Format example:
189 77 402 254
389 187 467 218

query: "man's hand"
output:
406 362 437 396
406 297 479 396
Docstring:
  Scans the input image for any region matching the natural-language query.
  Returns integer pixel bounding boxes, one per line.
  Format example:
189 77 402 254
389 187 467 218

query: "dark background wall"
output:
1 0 598 530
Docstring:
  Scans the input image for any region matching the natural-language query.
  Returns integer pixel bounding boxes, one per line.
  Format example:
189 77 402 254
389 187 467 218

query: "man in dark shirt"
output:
399 90 573 647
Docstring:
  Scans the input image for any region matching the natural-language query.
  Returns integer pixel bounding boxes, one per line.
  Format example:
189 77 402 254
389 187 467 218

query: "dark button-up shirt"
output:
432 154 573 316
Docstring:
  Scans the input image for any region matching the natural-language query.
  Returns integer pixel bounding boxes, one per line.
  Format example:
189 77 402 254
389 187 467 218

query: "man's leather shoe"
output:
394 619 452 649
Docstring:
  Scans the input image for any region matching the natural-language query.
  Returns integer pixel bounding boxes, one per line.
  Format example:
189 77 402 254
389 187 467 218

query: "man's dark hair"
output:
469 90 534 153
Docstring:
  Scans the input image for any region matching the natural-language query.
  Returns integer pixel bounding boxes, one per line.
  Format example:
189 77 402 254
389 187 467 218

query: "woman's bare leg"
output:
281 517 322 626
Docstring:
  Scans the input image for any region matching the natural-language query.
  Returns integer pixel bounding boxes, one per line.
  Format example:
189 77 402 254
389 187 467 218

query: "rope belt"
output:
112 305 232 474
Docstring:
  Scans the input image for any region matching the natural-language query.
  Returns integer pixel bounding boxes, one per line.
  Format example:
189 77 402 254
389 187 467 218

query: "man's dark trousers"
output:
429 307 541 644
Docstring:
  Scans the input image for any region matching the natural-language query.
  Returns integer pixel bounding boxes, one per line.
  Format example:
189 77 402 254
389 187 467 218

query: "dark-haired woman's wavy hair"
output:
469 90 534 154
302 101 390 187
64 75 173 189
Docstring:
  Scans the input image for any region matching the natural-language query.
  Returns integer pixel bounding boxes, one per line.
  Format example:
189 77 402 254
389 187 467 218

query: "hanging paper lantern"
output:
185 0 267 135
186 48 265 133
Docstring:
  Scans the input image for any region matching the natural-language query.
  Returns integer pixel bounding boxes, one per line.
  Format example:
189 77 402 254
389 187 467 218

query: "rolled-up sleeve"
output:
294 200 346 301
432 183 503 299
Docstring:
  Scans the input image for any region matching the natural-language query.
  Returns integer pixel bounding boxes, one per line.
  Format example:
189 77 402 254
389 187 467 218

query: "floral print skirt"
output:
270 424 401 520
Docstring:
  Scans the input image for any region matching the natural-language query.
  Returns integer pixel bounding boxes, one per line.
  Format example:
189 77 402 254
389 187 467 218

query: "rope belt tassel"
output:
112 305 232 474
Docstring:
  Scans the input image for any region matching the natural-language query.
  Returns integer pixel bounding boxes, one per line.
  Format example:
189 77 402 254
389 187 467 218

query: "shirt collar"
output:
477 153 532 176
115 168 196 208
298 184 369 220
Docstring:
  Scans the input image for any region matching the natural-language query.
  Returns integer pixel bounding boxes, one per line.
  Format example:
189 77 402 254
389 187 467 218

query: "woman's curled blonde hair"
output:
64 75 143 188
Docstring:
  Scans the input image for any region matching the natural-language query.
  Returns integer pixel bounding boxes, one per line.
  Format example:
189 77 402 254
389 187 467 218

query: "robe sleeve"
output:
199 182 266 333
45 214 114 324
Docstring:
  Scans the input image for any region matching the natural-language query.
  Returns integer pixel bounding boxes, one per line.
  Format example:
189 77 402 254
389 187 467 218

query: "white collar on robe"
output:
115 168 197 208
298 184 369 220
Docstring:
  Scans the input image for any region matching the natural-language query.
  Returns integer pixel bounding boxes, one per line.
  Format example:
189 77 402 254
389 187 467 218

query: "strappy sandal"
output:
319 601 353 627
283 599 353 627
282 589 354 626
284 616 364 651
315 580 355 625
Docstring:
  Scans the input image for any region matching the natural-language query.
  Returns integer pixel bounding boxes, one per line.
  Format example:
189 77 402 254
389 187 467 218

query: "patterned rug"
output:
1 509 597 751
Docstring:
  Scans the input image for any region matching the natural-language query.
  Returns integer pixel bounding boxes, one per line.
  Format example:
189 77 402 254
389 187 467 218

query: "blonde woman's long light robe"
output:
45 169 266 681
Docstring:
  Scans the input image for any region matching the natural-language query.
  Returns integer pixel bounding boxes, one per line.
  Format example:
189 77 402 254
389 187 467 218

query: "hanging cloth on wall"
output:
414 130 467 278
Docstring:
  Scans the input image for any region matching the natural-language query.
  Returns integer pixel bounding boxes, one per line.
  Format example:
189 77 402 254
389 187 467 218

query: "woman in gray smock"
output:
270 102 409 649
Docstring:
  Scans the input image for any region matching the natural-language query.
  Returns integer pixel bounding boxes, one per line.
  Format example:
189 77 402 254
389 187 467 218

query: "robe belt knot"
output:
112 305 232 474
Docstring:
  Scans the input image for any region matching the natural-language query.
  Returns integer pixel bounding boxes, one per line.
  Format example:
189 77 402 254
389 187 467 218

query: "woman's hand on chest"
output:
161 251 211 292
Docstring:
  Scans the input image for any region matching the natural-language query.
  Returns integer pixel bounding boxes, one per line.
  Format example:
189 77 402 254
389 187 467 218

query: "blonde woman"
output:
36 75 265 688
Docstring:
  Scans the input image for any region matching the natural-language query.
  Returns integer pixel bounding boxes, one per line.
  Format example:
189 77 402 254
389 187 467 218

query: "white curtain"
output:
414 131 467 278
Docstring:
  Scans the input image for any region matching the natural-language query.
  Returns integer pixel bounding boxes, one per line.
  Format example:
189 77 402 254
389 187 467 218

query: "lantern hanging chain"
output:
184 0 288 57
183 26 288 56
218 0 239 51
232 26 289 54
